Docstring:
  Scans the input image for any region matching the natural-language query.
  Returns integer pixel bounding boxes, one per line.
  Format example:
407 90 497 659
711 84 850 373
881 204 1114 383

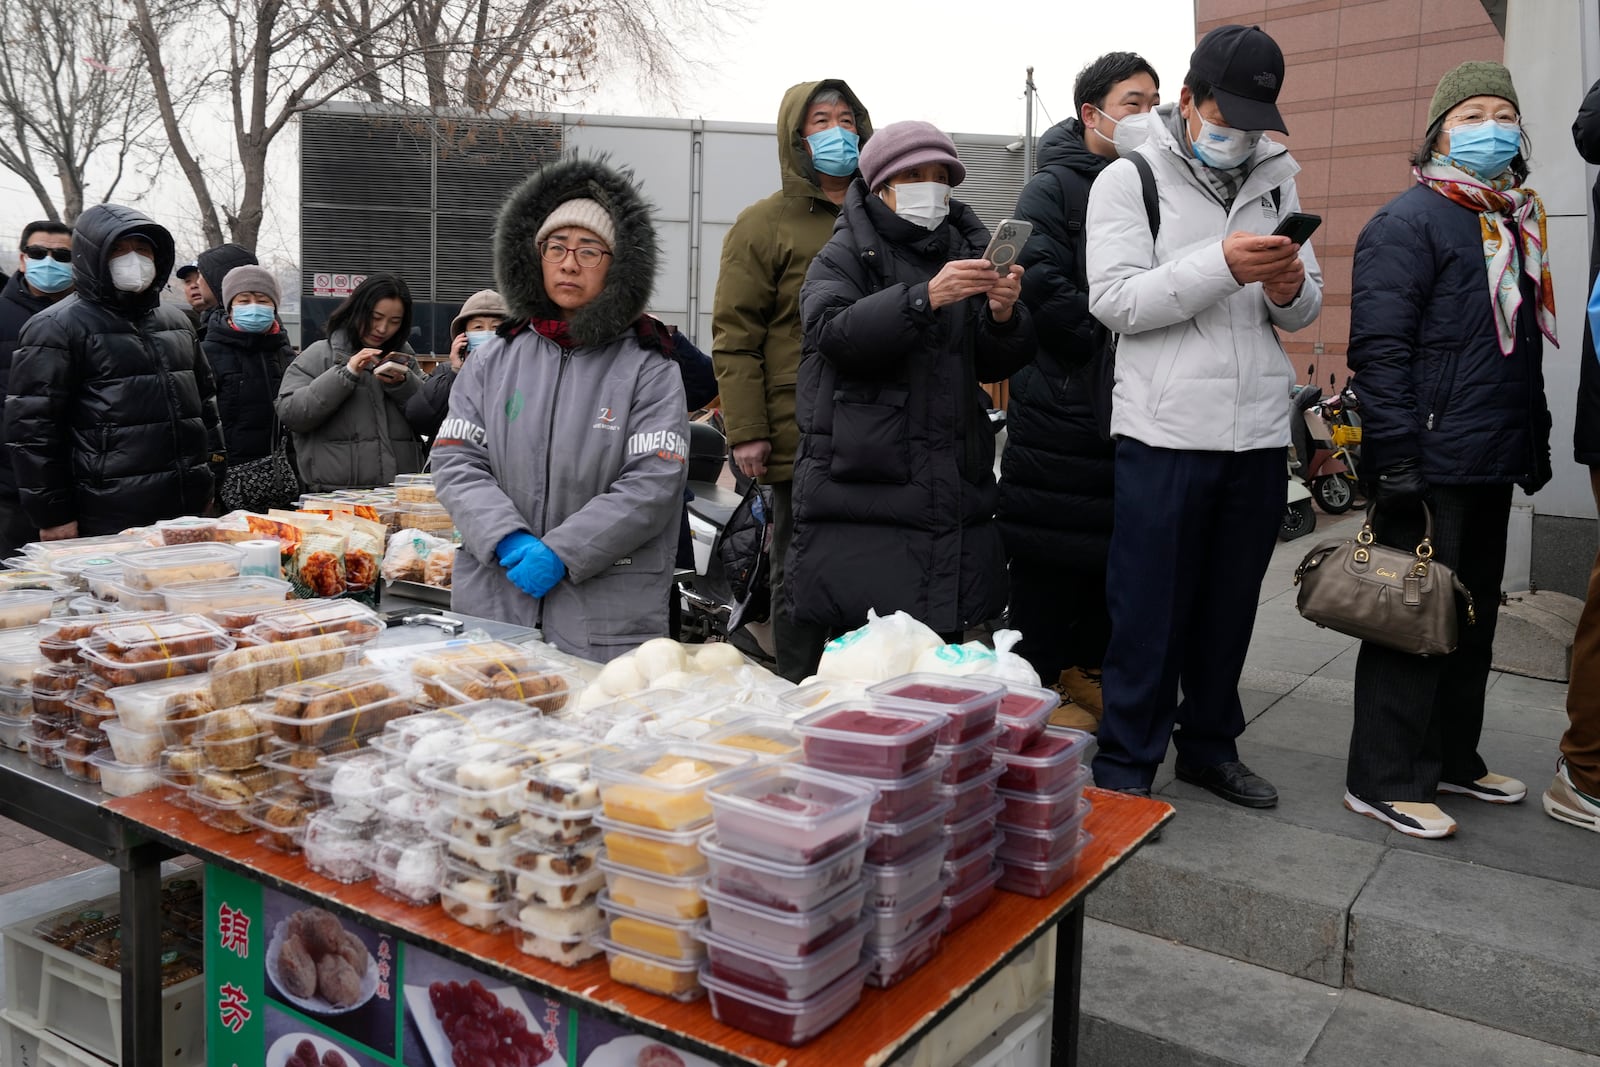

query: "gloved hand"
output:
496 531 541 569
1376 457 1428 505
505 536 566 599
1519 449 1553 496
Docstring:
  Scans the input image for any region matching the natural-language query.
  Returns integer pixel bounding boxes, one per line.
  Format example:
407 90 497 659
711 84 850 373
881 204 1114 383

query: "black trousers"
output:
1008 556 1110 682
1347 484 1510 800
1093 440 1284 790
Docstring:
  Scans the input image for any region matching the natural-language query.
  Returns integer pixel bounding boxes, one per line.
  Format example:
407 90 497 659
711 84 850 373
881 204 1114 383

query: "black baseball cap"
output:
1188 24 1287 134
176 261 199 279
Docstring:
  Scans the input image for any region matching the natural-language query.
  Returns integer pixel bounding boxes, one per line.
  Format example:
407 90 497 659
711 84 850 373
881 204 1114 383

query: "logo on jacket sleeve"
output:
434 417 487 447
627 429 687 463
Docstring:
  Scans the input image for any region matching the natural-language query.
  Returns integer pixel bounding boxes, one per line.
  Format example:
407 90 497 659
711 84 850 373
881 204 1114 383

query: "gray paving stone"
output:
1244 636 1349 677
1079 920 1342 1067
1308 643 1360 682
1240 695 1355 761
1348 850 1600 1052
1087 802 1384 985
1304 990 1600 1066
1483 697 1573 741
1488 671 1571 712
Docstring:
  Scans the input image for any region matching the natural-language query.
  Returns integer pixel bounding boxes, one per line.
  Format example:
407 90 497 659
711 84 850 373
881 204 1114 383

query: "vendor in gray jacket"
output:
431 158 689 662
275 272 425 491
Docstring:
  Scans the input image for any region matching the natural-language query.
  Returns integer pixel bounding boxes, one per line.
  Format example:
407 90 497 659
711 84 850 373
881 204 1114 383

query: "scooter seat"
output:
686 483 745 529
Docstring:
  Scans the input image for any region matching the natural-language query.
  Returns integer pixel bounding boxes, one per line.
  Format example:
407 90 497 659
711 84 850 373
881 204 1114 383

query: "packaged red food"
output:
699 957 870 1046
996 765 1092 829
706 763 875 865
867 674 1004 745
996 832 1093 898
996 726 1096 794
992 683 1058 753
795 704 945 779
943 865 1002 931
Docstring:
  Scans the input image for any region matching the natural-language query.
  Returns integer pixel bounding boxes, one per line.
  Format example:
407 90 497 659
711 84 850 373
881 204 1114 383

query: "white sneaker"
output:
1437 772 1527 804
1543 760 1600 832
1343 792 1457 839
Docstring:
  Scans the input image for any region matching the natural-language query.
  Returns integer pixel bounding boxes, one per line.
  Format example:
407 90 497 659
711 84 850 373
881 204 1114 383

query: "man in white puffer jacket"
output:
1085 24 1322 808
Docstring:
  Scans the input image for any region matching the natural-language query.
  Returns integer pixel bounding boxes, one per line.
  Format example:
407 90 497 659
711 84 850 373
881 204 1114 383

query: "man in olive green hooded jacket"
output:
713 78 872 681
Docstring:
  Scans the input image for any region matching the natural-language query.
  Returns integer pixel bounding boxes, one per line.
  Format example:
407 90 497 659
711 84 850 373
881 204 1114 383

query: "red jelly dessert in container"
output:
942 833 1002 896
993 683 1058 753
865 906 948 988
934 762 1004 824
699 958 871 1046
864 797 954 865
865 755 948 822
943 865 1002 930
698 915 869 1001
942 797 1005 861
706 763 876 865
867 674 1004 745
997 830 1093 897
996 764 1092 828
862 870 948 948
700 831 868 913
862 836 947 909
935 724 1001 785
796 704 945 779
997 795 1092 864
996 727 1095 794
700 881 867 957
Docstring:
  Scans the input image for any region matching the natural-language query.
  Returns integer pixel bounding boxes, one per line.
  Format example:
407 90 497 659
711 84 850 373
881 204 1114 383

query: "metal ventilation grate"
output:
953 140 1028 233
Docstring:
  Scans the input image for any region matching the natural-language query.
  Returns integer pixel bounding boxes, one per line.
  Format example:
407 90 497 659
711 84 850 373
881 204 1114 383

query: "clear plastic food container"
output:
943 798 1006 861
700 881 866 957
241 599 384 645
29 711 70 743
934 761 1005 824
0 711 29 750
410 639 555 704
942 835 1001 897
597 859 705 921
302 808 379 883
699 915 869 1002
997 797 1092 865
101 719 163 766
864 797 954 865
518 798 601 849
0 569 70 593
239 787 320 853
422 753 537 825
699 715 803 762
997 831 1094 898
996 727 1096 794
508 901 603 966
991 682 1058 753
0 683 30 718
596 939 703 1001
701 831 868 914
190 781 264 834
20 728 63 768
439 872 509 931
599 892 705 962
106 675 211 733
795 703 946 780
155 518 218 545
518 750 601 813
865 754 948 823
865 907 948 989
398 502 454 533
592 743 755 832
699 957 869 1046
996 765 1093 828
571 688 697 744
256 667 412 745
862 835 948 910
776 679 866 715
707 763 875 865
430 661 578 716
68 694 117 733
934 724 1000 785
58 733 106 783
505 827 600 882
0 628 44 683
102 582 168 612
114 543 243 591
30 668 77 717
512 856 605 911
943 864 1003 931
863 869 948 948
160 575 291 618
78 628 235 687
365 832 445 905
595 815 709 877
0 590 60 630
868 674 1004 746
88 751 160 796
194 706 270 771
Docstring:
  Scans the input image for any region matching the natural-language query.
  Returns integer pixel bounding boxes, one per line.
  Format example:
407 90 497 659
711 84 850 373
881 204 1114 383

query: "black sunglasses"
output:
22 246 71 263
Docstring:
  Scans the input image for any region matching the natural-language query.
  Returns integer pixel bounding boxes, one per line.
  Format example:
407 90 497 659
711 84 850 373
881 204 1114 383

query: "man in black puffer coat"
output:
1002 52 1160 726
5 205 224 538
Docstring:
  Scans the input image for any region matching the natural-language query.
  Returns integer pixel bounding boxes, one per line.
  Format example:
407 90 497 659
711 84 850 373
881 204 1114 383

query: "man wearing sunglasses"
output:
1 221 75 555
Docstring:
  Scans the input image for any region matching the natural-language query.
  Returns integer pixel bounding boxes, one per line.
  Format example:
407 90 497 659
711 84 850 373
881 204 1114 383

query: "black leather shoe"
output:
1175 760 1278 808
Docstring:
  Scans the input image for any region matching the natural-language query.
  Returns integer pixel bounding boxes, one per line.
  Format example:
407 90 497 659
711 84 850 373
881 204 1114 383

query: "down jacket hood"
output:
71 204 176 314
494 156 658 348
777 80 874 201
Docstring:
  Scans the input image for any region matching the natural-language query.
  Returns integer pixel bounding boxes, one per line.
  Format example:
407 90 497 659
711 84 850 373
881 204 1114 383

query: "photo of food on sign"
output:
574 1015 714 1067
262 888 397 1057
264 1011 383 1067
401 942 566 1067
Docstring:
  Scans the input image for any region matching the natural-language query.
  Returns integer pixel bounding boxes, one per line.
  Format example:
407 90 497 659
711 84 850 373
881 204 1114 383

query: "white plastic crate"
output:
2 912 203 1066
957 994 1053 1067
0 1007 114 1066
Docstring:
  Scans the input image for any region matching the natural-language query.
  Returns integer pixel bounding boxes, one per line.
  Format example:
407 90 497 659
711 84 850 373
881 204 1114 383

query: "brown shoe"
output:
1057 667 1104 718
1049 700 1099 731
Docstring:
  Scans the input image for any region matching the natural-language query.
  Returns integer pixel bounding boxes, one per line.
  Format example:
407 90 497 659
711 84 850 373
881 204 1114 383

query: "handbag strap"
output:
1355 498 1436 574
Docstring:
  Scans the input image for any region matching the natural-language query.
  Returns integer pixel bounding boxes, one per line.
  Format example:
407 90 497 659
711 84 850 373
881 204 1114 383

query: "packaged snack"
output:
996 764 1091 830
0 628 42 685
78 619 236 686
700 715 803 762
996 727 1097 794
398 502 454 534
258 668 412 745
699 881 867 958
102 719 163 765
195 704 271 770
934 724 1001 786
208 634 360 706
700 915 869 1002
943 865 1002 930
508 901 603 966
392 474 437 504
596 940 703 1001
241 600 383 645
155 518 219 545
597 860 705 921
592 743 755 832
191 766 277 833
410 641 557 706
288 532 347 599
21 728 63 768
302 808 379 883
996 797 1091 865
862 836 947 910
700 957 869 1045
439 866 508 930
701 832 868 914
864 907 948 989
991 682 1058 753
114 543 243 591
599 893 705 962
867 674 1004 746
89 751 161 796
160 575 292 619
707 763 875 865
595 816 708 878
0 569 70 593
381 529 445 582
996 831 1093 898
366 832 446 905
240 786 320 853
0 590 60 630
109 676 213 733
795 704 945 779
864 798 955 865
424 544 457 588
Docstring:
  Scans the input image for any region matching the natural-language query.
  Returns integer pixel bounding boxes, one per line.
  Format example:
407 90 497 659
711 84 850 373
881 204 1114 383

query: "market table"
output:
105 785 1169 1067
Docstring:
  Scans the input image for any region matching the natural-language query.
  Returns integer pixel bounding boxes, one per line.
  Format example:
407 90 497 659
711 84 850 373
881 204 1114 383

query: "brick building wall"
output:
1195 0 1503 393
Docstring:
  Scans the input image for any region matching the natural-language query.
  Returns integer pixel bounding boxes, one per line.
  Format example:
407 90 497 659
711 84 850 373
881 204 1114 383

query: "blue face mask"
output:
465 330 493 353
1447 119 1522 178
806 126 860 177
23 255 73 294
231 304 276 333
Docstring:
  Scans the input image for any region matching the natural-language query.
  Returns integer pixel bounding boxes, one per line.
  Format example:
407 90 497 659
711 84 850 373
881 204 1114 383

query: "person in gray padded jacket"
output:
431 157 689 662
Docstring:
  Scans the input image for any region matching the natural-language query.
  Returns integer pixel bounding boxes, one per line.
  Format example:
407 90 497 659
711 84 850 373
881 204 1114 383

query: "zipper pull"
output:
1426 412 1434 430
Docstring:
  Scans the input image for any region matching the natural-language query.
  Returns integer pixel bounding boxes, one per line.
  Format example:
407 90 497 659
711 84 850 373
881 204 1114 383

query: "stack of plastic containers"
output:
992 683 1096 897
591 743 754 1000
695 762 876 1045
869 675 1010 933
504 735 606 966
795 699 952 989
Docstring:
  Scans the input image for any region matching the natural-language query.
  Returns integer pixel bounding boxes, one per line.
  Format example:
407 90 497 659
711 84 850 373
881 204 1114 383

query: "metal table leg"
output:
121 843 168 1066
1052 904 1085 1067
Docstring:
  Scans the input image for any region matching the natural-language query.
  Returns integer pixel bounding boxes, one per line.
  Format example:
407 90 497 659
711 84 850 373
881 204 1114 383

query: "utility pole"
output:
1023 67 1036 178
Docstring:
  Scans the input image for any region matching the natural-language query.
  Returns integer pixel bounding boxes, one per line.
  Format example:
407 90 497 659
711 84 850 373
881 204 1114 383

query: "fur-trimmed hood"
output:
494 156 658 347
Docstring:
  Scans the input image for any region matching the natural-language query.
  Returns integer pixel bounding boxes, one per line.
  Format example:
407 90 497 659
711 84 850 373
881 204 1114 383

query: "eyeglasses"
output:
538 241 611 268
22 246 71 263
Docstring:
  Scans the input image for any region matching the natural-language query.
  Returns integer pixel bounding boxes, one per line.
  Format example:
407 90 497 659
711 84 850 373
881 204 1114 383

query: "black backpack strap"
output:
1127 153 1160 240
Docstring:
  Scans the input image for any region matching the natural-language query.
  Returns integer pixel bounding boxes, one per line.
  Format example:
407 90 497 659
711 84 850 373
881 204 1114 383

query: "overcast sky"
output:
0 0 1197 267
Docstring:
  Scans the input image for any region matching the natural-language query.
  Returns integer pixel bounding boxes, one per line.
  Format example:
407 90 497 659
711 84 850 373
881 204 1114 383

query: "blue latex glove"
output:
503 535 566 599
496 531 541 569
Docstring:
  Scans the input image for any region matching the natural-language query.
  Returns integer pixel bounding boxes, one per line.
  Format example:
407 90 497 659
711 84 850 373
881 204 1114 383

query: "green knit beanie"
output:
1427 61 1519 130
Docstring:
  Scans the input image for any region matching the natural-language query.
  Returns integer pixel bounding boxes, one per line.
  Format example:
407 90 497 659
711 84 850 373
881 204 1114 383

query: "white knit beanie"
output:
534 198 616 250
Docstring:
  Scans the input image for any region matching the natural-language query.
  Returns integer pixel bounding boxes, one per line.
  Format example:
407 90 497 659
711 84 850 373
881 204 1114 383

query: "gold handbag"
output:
1293 502 1475 657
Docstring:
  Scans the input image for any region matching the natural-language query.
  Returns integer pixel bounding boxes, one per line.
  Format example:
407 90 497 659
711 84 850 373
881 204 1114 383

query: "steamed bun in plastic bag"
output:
816 610 941 682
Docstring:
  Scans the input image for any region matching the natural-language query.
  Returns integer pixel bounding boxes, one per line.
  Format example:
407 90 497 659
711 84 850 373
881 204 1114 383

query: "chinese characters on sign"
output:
218 902 251 958
218 982 252 1035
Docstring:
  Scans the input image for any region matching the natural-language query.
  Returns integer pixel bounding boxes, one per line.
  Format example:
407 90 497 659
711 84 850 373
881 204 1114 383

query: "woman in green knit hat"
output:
1341 61 1555 840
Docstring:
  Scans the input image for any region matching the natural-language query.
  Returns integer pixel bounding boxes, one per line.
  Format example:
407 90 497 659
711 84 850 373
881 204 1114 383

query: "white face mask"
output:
1106 111 1156 155
108 251 156 293
1191 117 1260 170
886 181 952 230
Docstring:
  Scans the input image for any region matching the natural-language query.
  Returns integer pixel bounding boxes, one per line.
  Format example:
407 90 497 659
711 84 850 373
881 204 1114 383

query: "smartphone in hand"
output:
374 360 409 381
982 219 1034 277
1272 212 1321 245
